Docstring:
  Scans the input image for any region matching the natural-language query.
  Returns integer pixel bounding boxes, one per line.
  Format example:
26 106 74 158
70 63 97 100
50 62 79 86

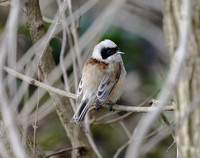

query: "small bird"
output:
71 39 126 123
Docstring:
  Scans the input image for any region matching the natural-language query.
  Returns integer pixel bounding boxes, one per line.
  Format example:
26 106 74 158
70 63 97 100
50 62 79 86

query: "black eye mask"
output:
101 47 119 59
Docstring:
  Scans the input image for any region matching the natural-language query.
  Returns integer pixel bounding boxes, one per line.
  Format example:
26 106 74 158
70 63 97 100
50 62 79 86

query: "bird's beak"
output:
117 51 125 55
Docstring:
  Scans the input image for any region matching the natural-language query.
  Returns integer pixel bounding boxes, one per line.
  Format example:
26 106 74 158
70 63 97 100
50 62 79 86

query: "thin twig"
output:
150 99 176 139
75 0 81 30
119 121 131 139
95 111 119 121
58 0 76 112
26 100 55 125
93 112 132 125
93 90 159 125
160 113 175 139
37 0 67 70
33 73 40 158
44 147 81 158
102 104 175 112
3 66 77 99
58 0 69 90
68 0 82 73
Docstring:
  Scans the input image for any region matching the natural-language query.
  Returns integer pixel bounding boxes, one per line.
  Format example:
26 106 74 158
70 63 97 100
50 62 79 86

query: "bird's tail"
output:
71 99 93 123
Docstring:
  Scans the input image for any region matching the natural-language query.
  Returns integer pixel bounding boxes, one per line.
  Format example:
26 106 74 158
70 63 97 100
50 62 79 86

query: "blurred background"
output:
0 0 175 157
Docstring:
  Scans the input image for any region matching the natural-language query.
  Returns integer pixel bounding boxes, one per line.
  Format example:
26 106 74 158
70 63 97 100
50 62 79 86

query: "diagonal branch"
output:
3 66 76 100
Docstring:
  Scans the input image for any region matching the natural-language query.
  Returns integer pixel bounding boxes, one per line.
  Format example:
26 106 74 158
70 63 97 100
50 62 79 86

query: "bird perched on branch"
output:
71 39 126 123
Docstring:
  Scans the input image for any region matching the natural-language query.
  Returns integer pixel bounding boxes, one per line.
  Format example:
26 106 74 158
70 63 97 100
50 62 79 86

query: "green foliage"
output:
50 38 61 65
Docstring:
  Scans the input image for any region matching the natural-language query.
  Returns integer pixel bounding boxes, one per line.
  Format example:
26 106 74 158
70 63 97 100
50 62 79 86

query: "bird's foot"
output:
108 102 115 111
95 101 101 110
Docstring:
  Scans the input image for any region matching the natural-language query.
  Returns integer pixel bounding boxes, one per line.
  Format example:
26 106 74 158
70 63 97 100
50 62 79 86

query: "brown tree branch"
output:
3 66 76 99
93 90 159 125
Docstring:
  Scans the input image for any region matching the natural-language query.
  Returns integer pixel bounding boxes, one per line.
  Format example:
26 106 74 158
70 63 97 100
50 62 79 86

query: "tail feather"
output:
71 99 92 123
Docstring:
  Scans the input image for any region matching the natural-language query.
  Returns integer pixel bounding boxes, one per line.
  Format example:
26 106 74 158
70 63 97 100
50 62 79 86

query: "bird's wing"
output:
96 63 121 106
77 78 83 97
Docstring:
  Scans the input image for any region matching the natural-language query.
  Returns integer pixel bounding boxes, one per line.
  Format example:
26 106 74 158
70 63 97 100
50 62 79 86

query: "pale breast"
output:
81 58 108 99
108 61 126 103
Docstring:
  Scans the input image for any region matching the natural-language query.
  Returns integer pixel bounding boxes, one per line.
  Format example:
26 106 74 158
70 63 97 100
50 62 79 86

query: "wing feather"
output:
96 75 115 103
96 63 121 107
77 78 83 97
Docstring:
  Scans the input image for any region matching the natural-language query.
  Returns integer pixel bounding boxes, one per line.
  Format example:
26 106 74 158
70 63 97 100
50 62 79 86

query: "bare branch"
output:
44 147 82 158
33 88 40 158
3 66 175 113
57 0 76 112
3 66 77 99
93 91 160 125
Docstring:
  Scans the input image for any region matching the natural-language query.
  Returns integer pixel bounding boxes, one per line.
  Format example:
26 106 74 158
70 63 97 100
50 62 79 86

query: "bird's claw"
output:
108 102 115 111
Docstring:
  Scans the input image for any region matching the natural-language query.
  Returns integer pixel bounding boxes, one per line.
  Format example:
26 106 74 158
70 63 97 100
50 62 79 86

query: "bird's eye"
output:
101 47 116 59
107 49 112 54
